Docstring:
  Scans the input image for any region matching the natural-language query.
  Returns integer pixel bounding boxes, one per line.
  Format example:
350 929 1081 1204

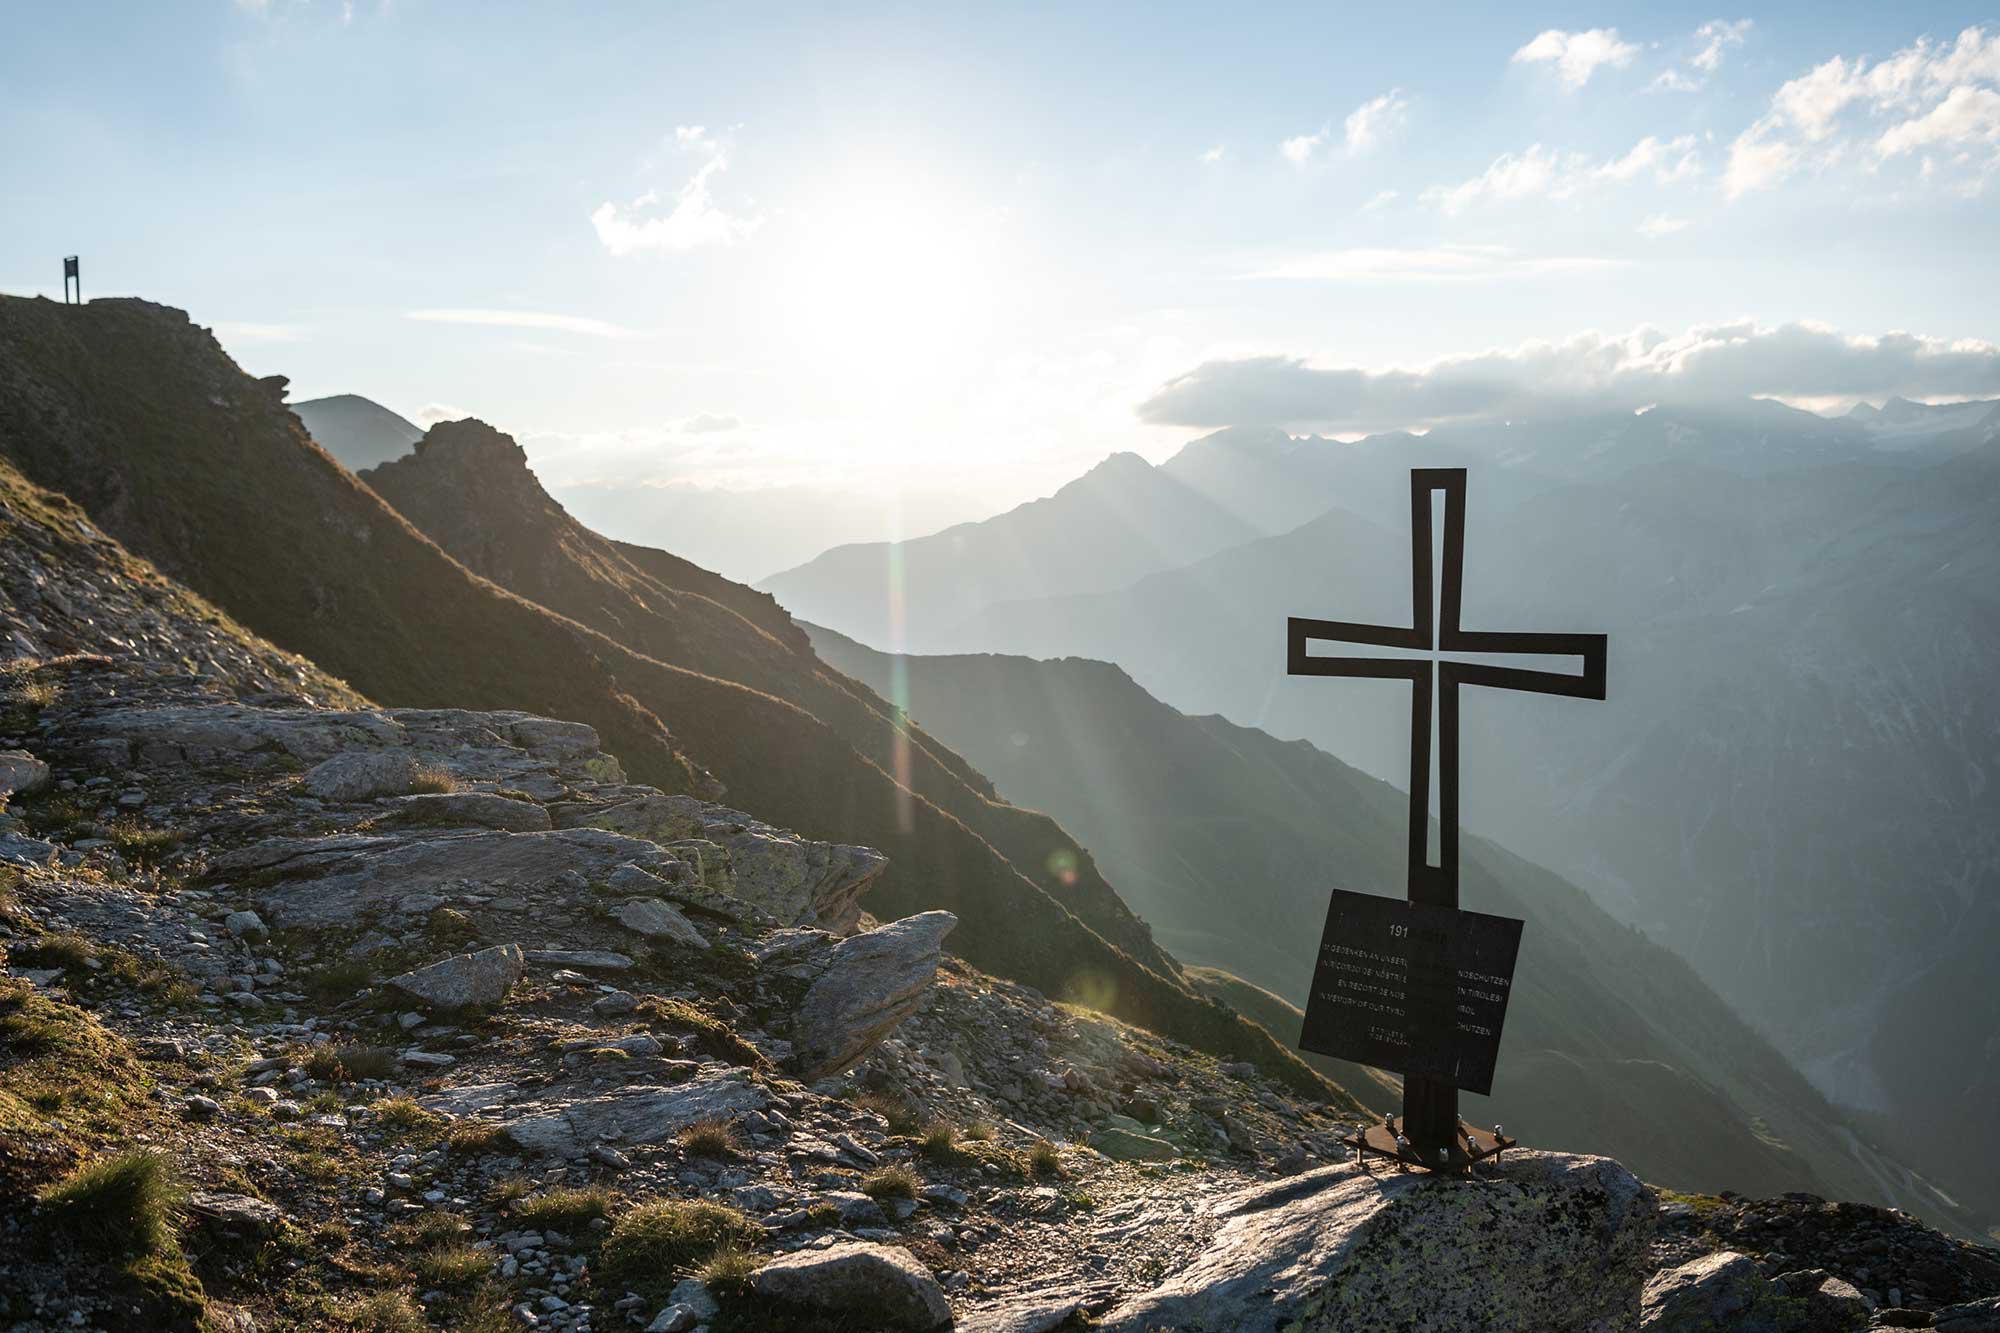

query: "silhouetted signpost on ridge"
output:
1287 467 1606 1172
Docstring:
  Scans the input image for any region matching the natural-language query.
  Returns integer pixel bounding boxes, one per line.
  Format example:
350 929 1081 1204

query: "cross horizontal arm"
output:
1287 616 1428 658
1441 630 1606 700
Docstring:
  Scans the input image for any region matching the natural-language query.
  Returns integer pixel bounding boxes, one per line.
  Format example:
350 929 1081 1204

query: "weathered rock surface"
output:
723 827 887 934
0 750 51 800
425 1070 765 1157
614 896 708 948
793 910 956 1080
1641 1250 1799 1332
752 1240 952 1330
1100 1151 1656 1333
385 943 524 1010
1090 1126 1180 1162
299 749 424 801
382 790 553 831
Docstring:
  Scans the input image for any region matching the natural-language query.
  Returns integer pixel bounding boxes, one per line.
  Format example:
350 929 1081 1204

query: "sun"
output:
767 173 1017 406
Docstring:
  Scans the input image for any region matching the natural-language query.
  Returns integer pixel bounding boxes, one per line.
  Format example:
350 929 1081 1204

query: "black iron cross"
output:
1287 467 1605 1160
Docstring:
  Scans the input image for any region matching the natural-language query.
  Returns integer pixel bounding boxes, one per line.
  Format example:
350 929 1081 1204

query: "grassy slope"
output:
810 626 1973 1219
0 295 1328 1098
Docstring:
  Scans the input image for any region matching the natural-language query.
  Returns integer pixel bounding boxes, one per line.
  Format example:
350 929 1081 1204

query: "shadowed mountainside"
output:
0 294 1333 1097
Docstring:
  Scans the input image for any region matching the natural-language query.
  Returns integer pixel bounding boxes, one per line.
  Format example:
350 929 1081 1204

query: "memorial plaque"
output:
1299 888 1523 1097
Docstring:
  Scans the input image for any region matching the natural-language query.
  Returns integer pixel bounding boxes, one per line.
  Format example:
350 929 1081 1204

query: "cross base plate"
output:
1339 1116 1515 1174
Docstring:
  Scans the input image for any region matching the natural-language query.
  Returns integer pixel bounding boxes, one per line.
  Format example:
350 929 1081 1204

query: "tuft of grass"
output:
678 1117 739 1158
329 1291 428 1333
636 996 763 1066
0 978 146 1138
386 1210 469 1250
408 764 461 795
37 1151 185 1259
302 1042 398 1084
860 1165 920 1201
414 1241 491 1287
963 1120 996 1143
485 1174 532 1207
448 1119 510 1155
851 1092 922 1136
371 1095 443 1136
918 1121 962 1163
12 930 97 975
597 1199 762 1302
106 820 184 869
1028 1139 1066 1178
513 1183 617 1232
695 1243 760 1298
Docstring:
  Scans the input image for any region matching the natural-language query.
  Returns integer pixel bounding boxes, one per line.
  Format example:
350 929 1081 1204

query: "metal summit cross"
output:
1287 467 1606 1172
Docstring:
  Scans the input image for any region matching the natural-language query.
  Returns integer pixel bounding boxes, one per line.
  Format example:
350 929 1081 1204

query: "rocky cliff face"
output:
2 447 1995 1332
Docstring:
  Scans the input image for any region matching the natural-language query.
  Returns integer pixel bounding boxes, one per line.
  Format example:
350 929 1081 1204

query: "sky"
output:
5 1 1999 526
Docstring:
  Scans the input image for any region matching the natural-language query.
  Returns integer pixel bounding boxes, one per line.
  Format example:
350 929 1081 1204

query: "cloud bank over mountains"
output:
1137 322 2000 432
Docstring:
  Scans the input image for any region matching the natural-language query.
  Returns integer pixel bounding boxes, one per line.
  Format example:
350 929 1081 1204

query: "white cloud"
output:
405 308 639 338
1512 28 1639 89
1199 144 1226 163
1423 135 1699 212
1137 320 2000 430
1280 127 1329 165
1654 18 1751 90
413 402 475 428
1242 245 1624 283
1344 90 1409 154
1876 84 2000 157
1691 19 1753 73
1727 26 2000 196
1361 189 1401 211
591 125 763 255
1638 214 1691 238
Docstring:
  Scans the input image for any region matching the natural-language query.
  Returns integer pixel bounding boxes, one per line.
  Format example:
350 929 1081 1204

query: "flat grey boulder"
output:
300 750 424 802
525 948 633 971
382 791 552 831
76 705 405 764
386 944 524 1010
614 897 708 949
1100 1151 1655 1333
752 1240 951 1330
792 911 956 1080
427 1070 765 1157
0 751 51 801
238 827 681 928
1641 1251 1797 1332
724 828 887 932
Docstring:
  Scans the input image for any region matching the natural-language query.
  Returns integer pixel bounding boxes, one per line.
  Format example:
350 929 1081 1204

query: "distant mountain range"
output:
792 398 2000 1228
293 393 424 472
759 452 1262 650
808 623 1973 1229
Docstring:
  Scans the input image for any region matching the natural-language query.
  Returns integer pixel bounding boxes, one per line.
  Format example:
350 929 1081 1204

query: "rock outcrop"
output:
792 910 957 1080
385 943 525 1010
1100 1152 1657 1332
752 1240 953 1329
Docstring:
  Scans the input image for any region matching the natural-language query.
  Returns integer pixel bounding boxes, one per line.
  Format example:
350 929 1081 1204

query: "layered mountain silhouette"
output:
292 393 424 472
759 451 1261 650
817 402 2000 1227
0 295 1331 1096
807 625 1972 1228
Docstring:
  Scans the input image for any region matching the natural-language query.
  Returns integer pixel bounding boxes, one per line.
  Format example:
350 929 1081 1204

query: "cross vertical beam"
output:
1287 467 1606 1162
62 256 80 305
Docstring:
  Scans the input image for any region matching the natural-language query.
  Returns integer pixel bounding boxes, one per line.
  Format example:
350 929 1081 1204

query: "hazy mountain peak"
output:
292 392 424 473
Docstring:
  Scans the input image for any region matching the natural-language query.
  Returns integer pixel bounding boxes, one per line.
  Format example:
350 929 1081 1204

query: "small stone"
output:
185 1095 222 1119
751 1241 951 1330
224 909 267 940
